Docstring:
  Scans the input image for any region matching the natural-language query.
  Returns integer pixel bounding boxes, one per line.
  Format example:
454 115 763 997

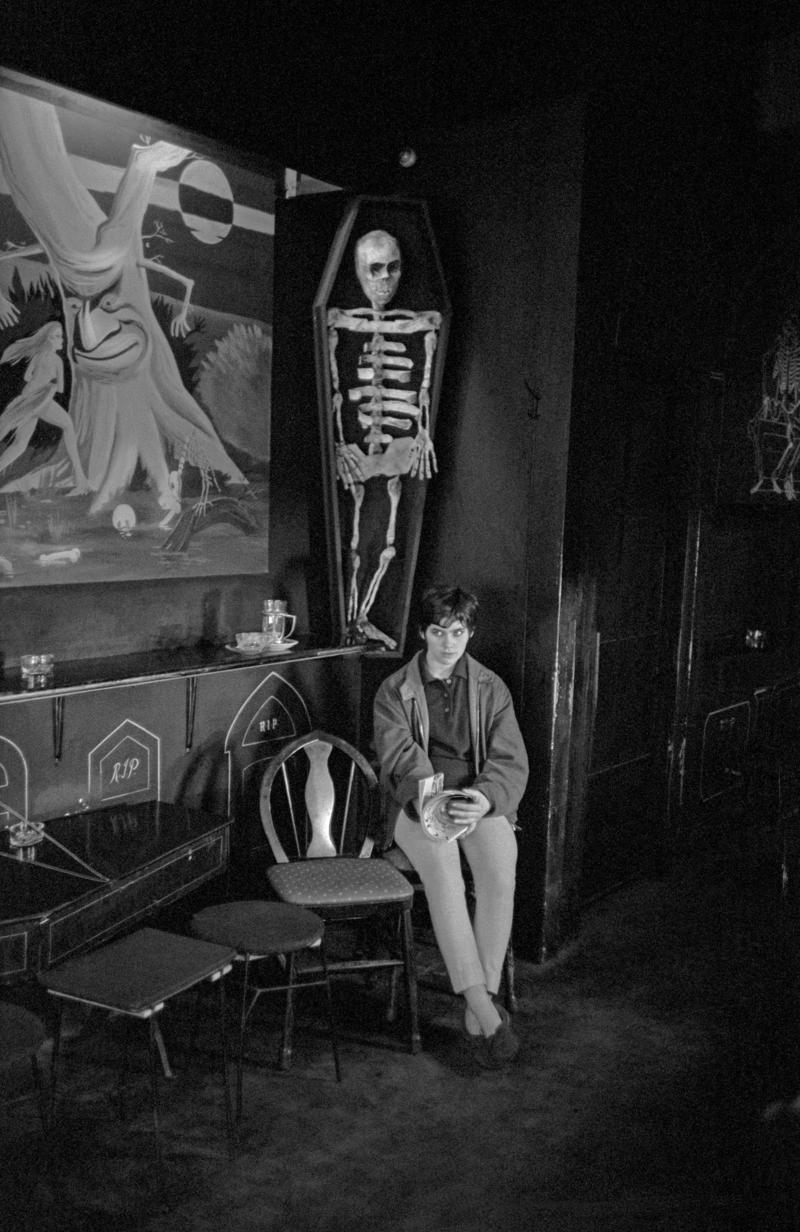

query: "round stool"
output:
191 900 340 1119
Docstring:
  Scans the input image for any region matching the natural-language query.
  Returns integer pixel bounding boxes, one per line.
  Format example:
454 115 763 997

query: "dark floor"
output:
3 820 800 1232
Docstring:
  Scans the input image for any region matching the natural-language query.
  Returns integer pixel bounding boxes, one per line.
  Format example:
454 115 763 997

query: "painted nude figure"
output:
0 321 89 493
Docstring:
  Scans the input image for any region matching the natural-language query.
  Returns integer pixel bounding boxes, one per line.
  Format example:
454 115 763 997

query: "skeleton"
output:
749 316 800 499
327 230 441 646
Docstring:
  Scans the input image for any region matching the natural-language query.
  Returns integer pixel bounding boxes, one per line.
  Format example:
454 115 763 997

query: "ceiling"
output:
2 1 770 185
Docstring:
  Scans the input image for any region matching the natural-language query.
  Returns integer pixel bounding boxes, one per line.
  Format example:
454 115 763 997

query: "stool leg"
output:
47 1003 63 1127
280 953 297 1071
147 1017 164 1177
400 905 421 1054
118 1017 135 1121
319 940 341 1082
236 956 252 1123
152 1021 173 1079
31 1050 48 1135
216 975 235 1154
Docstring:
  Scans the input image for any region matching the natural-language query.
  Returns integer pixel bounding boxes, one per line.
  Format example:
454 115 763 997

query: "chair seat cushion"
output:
267 857 414 909
192 900 325 956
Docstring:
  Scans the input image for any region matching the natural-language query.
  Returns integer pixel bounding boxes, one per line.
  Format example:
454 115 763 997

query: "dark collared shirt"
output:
421 653 473 789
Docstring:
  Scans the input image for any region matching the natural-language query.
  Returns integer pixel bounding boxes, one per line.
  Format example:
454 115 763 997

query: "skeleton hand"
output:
336 443 367 488
0 295 19 328
408 429 437 480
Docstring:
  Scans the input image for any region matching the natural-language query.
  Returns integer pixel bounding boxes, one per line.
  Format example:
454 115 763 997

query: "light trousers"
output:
394 809 517 995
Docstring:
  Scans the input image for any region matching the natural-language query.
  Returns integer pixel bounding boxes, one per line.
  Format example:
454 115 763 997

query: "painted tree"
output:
0 87 246 515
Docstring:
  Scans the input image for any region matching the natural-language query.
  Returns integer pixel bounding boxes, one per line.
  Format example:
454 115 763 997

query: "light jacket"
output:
372 650 529 846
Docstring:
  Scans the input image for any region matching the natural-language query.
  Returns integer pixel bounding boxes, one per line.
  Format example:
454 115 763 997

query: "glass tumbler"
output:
262 600 296 644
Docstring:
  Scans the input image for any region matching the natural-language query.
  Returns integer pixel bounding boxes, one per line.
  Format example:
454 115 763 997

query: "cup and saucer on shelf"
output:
226 631 299 655
226 607 298 655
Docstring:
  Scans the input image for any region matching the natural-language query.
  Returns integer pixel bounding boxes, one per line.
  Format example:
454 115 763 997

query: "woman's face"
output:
422 616 472 676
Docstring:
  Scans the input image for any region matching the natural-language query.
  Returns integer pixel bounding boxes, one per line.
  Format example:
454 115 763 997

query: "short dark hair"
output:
419 585 479 632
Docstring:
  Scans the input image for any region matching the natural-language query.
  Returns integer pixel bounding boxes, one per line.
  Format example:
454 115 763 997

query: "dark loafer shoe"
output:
475 1005 520 1069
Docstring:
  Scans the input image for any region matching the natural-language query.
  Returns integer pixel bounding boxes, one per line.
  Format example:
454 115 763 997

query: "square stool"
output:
38 927 237 1174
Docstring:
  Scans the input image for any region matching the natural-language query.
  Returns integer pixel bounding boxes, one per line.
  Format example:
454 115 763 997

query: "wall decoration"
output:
0 69 275 587
313 196 450 650
747 315 800 499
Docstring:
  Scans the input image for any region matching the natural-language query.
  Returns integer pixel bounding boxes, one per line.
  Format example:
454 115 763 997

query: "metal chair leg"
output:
400 905 421 1054
280 953 297 1071
503 943 518 1014
319 940 341 1082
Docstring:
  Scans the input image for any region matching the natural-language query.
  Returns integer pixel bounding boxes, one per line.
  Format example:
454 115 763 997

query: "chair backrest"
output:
259 730 380 864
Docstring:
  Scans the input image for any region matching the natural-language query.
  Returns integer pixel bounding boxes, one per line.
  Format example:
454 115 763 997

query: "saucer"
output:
226 638 298 655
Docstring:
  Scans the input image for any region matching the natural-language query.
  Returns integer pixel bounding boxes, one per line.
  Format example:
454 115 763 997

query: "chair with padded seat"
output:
259 730 420 1054
191 898 340 1121
38 926 237 1178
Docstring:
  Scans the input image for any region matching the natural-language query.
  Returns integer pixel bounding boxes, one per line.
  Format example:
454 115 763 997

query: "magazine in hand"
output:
418 774 476 842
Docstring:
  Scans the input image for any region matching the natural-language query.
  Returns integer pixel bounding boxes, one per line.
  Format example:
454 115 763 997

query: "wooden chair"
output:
191 899 340 1121
259 731 420 1054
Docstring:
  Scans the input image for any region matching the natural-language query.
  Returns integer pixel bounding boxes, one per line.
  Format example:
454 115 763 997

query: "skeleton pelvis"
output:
340 437 417 479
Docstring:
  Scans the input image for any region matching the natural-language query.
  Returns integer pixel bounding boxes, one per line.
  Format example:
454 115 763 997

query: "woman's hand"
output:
446 789 491 823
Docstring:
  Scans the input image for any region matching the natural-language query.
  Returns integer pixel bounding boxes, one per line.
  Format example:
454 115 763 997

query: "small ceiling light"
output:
398 147 417 168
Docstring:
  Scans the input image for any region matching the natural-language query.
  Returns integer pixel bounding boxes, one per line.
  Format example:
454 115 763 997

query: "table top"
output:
0 800 229 924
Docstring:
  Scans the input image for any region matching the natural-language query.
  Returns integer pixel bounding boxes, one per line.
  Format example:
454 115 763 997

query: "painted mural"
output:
0 72 273 587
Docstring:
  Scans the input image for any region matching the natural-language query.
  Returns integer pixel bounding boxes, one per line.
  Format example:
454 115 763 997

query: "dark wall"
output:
348 102 585 959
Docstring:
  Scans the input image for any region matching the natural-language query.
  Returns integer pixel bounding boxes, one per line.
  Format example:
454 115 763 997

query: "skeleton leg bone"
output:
347 482 365 625
355 475 401 646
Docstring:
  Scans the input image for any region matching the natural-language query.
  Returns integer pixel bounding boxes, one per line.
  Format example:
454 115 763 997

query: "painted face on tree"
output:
355 231 402 310
63 281 149 379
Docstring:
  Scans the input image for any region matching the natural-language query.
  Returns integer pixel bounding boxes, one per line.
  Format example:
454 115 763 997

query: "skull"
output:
112 503 136 537
355 230 401 310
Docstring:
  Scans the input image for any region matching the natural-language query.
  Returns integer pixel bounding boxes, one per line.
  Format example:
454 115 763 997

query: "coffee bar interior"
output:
5 5 800 1230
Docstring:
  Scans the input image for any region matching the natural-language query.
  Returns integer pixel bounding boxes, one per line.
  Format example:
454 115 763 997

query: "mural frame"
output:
0 67 278 591
312 195 450 652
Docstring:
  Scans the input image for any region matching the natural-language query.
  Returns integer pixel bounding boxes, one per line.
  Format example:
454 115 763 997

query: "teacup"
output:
235 631 269 652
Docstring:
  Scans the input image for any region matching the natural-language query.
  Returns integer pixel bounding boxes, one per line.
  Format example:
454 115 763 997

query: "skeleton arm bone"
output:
329 324 363 489
407 328 438 479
